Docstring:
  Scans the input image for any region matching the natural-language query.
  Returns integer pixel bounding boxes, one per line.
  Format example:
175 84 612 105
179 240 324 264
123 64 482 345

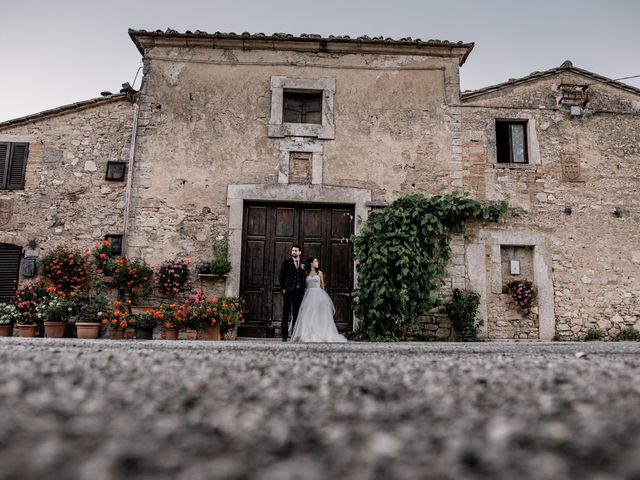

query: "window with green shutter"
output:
0 142 29 190
0 244 21 303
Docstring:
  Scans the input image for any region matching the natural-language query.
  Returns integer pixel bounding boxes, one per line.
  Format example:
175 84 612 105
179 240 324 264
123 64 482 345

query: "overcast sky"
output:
1 0 639 122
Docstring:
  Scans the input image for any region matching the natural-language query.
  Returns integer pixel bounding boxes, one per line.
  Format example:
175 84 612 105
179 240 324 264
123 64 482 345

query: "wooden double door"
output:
239 202 354 337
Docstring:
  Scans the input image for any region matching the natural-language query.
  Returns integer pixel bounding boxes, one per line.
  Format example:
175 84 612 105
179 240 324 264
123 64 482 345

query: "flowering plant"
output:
39 246 90 296
130 312 158 330
218 296 247 333
114 258 153 299
70 292 109 323
156 259 191 298
0 304 21 326
36 295 74 323
13 278 48 324
505 279 537 315
151 303 187 330
182 291 220 329
93 239 115 276
101 300 132 330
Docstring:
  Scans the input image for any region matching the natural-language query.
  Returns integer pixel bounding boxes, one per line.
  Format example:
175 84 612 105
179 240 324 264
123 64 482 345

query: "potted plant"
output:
71 292 108 339
14 278 48 336
219 296 247 340
102 300 131 339
209 225 231 276
113 257 153 301
130 312 157 340
156 258 191 298
153 303 186 340
183 291 220 340
0 304 20 337
36 294 73 338
39 246 90 296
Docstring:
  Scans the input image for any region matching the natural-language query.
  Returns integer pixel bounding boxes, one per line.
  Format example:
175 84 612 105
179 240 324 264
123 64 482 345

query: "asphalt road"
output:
0 339 639 480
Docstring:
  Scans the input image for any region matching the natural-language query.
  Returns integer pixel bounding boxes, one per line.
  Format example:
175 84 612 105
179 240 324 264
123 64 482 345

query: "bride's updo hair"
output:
306 257 319 275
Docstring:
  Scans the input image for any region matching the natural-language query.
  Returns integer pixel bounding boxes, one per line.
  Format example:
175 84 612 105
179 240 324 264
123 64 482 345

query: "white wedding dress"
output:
290 275 348 343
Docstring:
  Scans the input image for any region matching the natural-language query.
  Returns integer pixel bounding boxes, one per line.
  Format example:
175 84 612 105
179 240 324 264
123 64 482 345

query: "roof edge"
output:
461 63 640 101
0 94 128 130
128 29 474 65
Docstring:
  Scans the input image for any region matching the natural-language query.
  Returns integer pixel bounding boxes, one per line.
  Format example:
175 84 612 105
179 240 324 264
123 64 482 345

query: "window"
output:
496 121 528 164
0 142 29 189
106 161 126 181
269 76 335 139
283 91 322 124
105 235 123 256
0 243 21 303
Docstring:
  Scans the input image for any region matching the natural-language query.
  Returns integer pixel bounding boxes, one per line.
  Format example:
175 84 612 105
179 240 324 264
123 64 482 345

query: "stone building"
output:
460 62 640 340
1 29 639 340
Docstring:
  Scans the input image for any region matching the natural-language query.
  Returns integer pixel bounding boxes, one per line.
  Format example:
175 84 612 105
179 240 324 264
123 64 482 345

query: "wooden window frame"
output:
0 142 29 190
268 76 335 139
283 90 323 124
496 120 529 164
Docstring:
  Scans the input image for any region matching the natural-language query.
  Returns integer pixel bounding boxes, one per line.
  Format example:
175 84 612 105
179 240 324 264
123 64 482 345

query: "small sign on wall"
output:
510 260 521 275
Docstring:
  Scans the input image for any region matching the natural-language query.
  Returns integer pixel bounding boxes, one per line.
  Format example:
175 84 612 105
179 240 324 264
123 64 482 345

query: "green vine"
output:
352 193 507 341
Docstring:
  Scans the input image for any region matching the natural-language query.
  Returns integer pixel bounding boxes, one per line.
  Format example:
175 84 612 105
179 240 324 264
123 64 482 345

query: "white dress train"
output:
290 275 348 343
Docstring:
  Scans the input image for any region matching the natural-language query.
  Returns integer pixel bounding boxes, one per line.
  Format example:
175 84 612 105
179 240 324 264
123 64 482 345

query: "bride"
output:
290 257 348 343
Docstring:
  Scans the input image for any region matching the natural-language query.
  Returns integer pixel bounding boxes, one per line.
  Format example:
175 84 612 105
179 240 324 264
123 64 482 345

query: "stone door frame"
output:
466 229 555 340
226 184 372 328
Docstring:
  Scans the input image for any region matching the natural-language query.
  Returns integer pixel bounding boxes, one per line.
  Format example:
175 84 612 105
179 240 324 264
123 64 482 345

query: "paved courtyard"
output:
0 339 639 480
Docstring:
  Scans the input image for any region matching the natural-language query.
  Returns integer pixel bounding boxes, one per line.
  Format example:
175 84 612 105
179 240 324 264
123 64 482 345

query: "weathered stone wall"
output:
128 46 461 270
461 72 640 339
0 98 134 270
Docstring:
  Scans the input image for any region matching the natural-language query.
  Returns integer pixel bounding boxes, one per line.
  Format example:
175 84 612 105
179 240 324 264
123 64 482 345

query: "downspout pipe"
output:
122 100 140 256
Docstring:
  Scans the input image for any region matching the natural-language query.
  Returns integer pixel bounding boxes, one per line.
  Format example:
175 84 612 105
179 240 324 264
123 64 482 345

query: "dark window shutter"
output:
0 143 8 189
0 244 21 303
7 143 28 189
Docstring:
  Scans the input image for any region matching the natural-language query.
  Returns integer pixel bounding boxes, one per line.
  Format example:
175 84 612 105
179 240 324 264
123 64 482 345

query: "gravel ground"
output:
0 339 639 480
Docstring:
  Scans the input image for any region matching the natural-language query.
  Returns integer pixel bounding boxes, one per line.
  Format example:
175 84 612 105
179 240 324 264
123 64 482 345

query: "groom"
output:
279 244 306 341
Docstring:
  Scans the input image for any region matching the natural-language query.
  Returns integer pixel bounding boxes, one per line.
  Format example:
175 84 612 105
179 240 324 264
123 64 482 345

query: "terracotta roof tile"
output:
462 62 640 100
0 94 129 129
128 28 474 65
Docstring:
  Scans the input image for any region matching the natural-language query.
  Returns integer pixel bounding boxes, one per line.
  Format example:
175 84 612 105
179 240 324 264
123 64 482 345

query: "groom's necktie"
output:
294 259 299 269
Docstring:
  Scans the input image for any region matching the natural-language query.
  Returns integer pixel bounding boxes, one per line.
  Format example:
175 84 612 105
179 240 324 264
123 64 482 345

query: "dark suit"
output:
279 257 306 340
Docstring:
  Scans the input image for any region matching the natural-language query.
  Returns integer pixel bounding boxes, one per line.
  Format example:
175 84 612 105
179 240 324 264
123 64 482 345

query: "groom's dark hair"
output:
292 244 302 250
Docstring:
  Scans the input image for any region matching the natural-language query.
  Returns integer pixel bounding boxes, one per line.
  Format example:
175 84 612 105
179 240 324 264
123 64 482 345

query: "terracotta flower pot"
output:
223 328 238 341
0 325 14 337
134 327 154 340
202 324 220 341
186 329 197 340
44 321 66 338
124 328 135 340
76 322 100 339
18 324 37 337
109 327 124 340
165 328 179 341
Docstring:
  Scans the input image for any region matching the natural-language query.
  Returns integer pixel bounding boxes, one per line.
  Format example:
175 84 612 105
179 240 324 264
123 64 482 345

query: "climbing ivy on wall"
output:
351 193 508 341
